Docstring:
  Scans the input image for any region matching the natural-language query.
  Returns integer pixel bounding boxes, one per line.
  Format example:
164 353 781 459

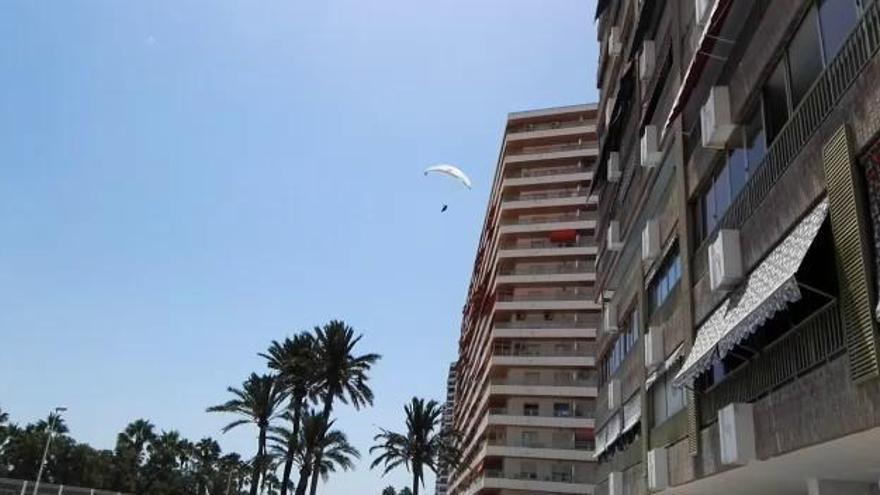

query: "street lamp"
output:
33 407 67 495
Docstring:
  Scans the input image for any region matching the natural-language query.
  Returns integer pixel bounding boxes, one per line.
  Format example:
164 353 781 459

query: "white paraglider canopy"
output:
424 164 472 189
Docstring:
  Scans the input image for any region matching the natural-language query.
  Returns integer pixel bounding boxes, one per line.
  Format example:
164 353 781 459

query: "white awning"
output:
623 394 641 433
593 424 608 459
605 412 622 446
674 200 829 386
646 344 685 390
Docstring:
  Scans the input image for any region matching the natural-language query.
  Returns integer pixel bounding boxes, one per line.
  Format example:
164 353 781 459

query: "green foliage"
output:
0 413 250 495
370 398 461 495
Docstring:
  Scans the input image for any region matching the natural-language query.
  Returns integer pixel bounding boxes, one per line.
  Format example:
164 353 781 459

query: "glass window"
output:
524 371 541 385
819 0 859 60
652 378 668 426
763 59 790 145
649 246 681 312
715 162 732 217
652 373 686 426
554 403 572 417
522 431 539 447
744 109 767 171
524 403 539 416
520 461 537 479
787 6 824 106
728 146 748 200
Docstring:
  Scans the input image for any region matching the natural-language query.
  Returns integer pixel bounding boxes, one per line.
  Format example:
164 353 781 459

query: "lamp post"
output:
33 407 66 495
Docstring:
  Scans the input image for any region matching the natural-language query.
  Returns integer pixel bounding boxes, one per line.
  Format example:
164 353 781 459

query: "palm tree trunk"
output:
293 463 311 495
280 396 303 495
250 426 267 495
307 396 334 495
412 472 419 495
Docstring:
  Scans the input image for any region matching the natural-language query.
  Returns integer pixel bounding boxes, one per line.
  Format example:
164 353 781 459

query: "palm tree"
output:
261 333 318 495
208 373 287 495
114 419 155 492
287 412 358 495
370 398 461 495
309 320 380 495
381 487 396 495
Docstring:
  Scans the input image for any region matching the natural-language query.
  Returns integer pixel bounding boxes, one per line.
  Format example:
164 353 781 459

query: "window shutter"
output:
823 125 880 383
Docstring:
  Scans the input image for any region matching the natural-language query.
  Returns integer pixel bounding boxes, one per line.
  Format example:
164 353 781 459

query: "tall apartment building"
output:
448 104 601 495
436 361 457 495
591 0 880 494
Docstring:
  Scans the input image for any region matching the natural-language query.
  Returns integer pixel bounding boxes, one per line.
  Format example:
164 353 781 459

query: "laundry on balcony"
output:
674 200 830 387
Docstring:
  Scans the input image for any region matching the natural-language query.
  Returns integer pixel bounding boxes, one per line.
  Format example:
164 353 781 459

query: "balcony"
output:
502 168 593 188
496 264 595 285
497 240 597 260
492 318 599 340
488 377 598 398
465 470 594 495
483 438 595 462
692 1 880 279
498 212 598 236
494 290 599 312
492 342 596 357
508 120 596 134
487 407 595 429
506 142 597 158
501 190 590 211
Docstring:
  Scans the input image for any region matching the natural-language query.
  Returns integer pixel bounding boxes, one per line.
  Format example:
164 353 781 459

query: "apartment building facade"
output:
436 362 458 495
591 0 880 494
448 104 601 495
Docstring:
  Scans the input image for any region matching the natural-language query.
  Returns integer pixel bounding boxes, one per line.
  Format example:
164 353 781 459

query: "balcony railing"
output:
699 302 846 425
509 189 589 201
515 166 587 178
487 406 591 418
501 212 596 225
499 264 592 275
509 120 593 134
494 317 599 329
693 2 880 279
499 239 593 250
483 469 591 484
507 142 595 157
490 375 598 387
496 291 595 302
492 343 596 357
486 437 595 451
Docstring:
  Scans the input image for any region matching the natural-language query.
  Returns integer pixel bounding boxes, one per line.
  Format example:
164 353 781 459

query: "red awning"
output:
550 229 578 243
663 0 734 130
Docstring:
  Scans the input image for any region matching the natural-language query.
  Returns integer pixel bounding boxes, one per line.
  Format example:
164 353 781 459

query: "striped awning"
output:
674 200 829 386
623 394 641 433
646 344 684 389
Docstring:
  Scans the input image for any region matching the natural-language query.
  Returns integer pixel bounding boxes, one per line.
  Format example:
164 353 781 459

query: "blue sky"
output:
0 1 598 492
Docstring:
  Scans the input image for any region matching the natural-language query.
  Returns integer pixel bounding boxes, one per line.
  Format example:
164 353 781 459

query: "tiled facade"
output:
448 104 600 495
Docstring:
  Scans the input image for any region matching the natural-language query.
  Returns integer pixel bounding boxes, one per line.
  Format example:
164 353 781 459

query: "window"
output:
551 464 572 482
787 5 824 106
524 371 541 385
599 306 641 385
819 0 859 60
652 371 686 426
761 0 860 146
648 246 682 312
521 431 539 447
553 402 572 417
552 431 571 448
523 403 539 416
698 109 767 241
554 370 573 385
520 461 537 479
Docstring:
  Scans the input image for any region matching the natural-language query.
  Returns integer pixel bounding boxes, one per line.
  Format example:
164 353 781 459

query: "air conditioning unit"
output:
641 219 660 261
608 27 623 59
695 0 712 25
608 378 622 410
607 220 623 251
609 471 624 495
647 448 669 490
644 326 664 368
603 302 619 334
640 125 662 168
718 403 756 466
607 152 622 182
708 229 743 292
700 86 737 149
639 40 656 82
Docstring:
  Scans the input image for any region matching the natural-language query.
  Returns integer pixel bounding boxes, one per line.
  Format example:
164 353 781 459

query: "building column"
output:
806 478 876 495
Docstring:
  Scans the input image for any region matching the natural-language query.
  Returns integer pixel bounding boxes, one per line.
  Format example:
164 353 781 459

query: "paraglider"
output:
424 164 472 212
423 164 472 189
